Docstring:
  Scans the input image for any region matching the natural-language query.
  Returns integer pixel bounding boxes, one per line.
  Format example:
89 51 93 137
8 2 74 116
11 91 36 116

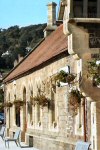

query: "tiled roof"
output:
4 24 68 82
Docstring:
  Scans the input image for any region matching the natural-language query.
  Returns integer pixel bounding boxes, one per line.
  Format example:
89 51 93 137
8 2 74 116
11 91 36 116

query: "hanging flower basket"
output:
33 95 40 103
66 74 76 84
39 94 49 107
69 89 83 115
54 70 76 86
13 99 25 107
4 102 13 108
33 94 49 107
54 70 68 83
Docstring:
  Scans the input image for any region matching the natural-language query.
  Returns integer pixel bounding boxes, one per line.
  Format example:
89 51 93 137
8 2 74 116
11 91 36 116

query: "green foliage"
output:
54 70 76 84
55 70 68 83
0 24 46 69
88 60 98 75
87 59 100 87
33 94 49 107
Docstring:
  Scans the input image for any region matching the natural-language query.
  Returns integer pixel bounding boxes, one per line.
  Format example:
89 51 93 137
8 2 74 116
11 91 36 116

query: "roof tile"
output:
4 24 68 82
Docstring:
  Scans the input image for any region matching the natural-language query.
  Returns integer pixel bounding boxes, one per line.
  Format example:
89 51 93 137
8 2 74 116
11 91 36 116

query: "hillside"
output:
0 23 46 70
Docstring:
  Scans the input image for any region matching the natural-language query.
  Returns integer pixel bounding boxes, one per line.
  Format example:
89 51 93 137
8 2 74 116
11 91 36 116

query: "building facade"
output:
3 0 100 150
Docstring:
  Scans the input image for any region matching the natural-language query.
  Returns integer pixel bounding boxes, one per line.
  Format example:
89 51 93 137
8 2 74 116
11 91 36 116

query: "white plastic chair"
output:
5 129 21 148
0 126 5 140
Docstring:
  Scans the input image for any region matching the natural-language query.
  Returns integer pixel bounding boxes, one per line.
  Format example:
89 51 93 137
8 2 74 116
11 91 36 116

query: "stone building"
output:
3 0 100 150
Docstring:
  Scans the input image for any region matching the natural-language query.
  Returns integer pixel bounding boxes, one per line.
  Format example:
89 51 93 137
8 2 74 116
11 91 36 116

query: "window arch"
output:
23 87 26 102
28 87 33 125
23 87 27 131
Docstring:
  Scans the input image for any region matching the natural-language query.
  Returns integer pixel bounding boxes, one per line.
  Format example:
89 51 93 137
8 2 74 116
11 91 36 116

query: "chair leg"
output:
1 135 3 140
8 141 9 148
18 139 21 147
15 141 18 147
5 141 6 147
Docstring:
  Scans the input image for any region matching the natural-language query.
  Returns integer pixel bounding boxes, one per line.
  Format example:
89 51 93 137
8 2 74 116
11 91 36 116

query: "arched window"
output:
23 87 26 102
29 90 33 125
15 94 20 127
23 87 27 131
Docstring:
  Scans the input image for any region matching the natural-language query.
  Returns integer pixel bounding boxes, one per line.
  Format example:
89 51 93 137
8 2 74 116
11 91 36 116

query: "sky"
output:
0 0 59 29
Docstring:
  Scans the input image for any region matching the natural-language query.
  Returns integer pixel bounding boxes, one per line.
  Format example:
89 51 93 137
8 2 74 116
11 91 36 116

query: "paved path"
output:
0 137 39 150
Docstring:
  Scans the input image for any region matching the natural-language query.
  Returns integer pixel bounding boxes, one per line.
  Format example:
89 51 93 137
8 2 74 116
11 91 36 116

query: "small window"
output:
15 107 20 127
73 0 83 18
88 0 96 2
88 0 97 18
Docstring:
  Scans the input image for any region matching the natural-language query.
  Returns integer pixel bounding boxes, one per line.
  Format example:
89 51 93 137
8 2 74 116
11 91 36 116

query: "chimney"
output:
14 59 18 67
47 2 57 26
44 2 57 38
14 54 23 67
18 54 23 63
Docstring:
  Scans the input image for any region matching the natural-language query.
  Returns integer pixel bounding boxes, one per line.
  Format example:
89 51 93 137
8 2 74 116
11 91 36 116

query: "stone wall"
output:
26 133 75 150
5 54 82 149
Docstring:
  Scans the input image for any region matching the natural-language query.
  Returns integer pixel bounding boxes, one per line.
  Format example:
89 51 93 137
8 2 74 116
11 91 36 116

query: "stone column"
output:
96 102 100 150
91 102 100 150
33 106 35 128
91 102 96 150
13 105 16 126
49 108 52 128
35 103 38 126
97 0 100 18
83 0 88 18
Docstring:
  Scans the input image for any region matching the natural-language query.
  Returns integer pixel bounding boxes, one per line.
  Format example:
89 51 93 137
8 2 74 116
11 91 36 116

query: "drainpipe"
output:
83 97 87 142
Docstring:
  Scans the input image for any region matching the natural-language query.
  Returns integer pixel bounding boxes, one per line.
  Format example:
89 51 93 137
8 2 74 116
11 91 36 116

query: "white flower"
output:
96 60 100 65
